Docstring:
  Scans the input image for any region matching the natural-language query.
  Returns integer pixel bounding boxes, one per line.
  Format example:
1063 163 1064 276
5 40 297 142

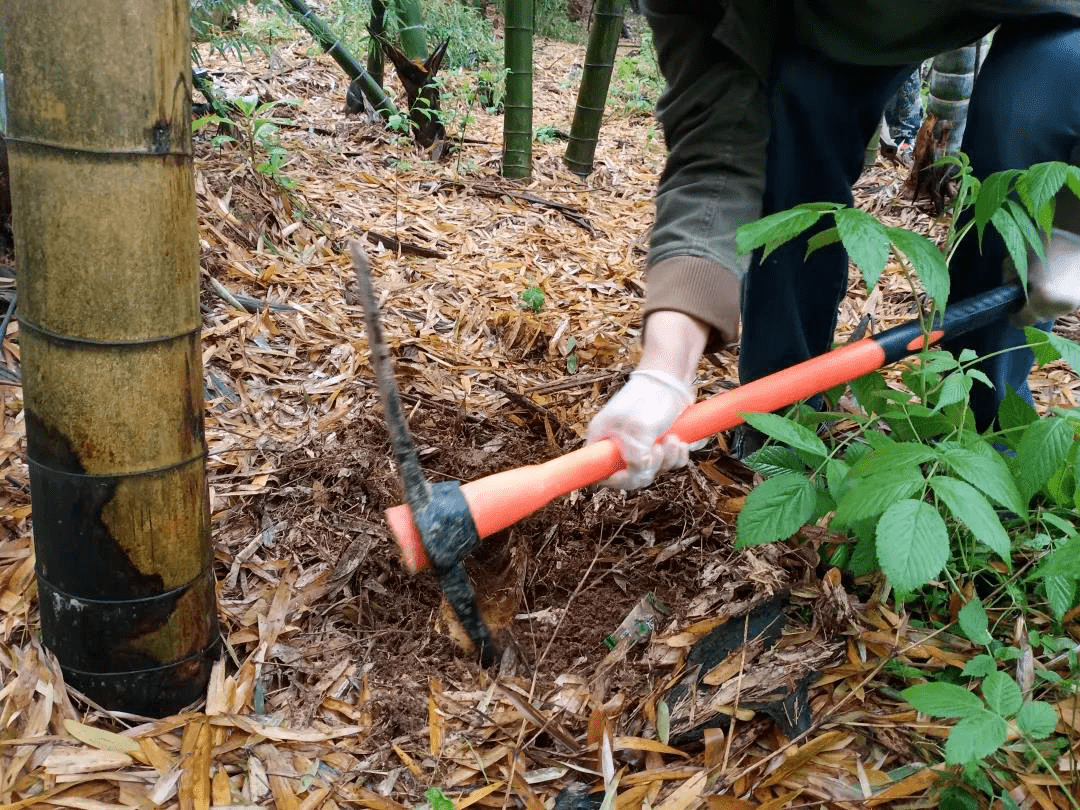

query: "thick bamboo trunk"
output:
367 0 387 87
502 0 534 179
927 44 978 154
1 0 219 715
395 0 429 62
564 0 627 177
278 0 398 118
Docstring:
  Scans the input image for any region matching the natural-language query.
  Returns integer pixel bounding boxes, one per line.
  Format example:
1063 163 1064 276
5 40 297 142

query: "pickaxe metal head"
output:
350 242 498 667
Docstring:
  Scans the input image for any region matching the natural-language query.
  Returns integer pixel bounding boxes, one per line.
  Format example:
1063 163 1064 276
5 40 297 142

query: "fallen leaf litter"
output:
1 28 1078 810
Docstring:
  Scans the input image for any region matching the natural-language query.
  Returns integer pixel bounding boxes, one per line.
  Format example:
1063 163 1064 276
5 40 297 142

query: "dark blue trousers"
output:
739 18 1080 430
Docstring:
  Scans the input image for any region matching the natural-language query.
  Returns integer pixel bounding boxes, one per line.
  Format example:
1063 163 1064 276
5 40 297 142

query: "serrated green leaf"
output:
955 597 993 646
847 521 879 576
836 208 890 289
834 465 924 525
902 682 984 718
1043 575 1077 621
875 499 950 591
962 654 998 678
975 169 1021 243
1004 199 1047 264
976 170 1015 240
736 209 824 257
928 476 1011 561
1067 165 1080 200
849 372 889 415
1018 162 1069 220
944 710 1008 765
736 473 817 548
805 226 841 258
991 207 1028 287
1025 328 1080 377
1016 417 1074 502
887 227 949 311
1015 700 1060 739
1036 534 1080 579
742 445 808 478
998 385 1038 434
825 458 849 502
940 446 1027 518
847 441 938 479
739 412 828 459
425 788 455 810
939 786 979 810
935 372 972 411
981 671 1023 717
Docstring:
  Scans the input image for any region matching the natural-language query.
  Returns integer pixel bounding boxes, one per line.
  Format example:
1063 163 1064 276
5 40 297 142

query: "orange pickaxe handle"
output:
388 339 886 572
387 281 1025 573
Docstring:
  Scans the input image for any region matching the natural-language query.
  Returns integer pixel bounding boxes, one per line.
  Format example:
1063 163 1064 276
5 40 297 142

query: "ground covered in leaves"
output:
1 22 1079 810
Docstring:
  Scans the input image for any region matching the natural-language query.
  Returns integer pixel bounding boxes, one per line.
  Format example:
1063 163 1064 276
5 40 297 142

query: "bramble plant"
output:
733 159 1080 803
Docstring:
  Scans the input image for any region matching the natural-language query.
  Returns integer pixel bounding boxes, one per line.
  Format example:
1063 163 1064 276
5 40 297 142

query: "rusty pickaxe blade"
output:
350 242 498 667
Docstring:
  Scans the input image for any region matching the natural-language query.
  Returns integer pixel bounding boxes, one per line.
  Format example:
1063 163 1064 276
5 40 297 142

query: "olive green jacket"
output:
644 0 1080 343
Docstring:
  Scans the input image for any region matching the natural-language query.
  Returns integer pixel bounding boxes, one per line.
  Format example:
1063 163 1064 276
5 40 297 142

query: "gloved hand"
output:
1011 228 1080 326
586 369 694 490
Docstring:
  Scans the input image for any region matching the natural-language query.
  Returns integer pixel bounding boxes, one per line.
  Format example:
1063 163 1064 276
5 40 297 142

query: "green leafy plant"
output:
424 787 454 810
535 124 566 144
733 161 1080 802
519 285 545 312
608 29 663 118
195 95 301 189
902 596 1072 806
190 0 284 61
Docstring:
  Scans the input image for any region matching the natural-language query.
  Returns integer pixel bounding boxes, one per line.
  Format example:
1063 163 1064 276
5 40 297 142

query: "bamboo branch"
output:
277 0 398 119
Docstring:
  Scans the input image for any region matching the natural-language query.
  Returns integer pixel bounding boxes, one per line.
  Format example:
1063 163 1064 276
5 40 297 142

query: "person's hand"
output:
586 369 694 490
1011 228 1080 326
586 310 709 490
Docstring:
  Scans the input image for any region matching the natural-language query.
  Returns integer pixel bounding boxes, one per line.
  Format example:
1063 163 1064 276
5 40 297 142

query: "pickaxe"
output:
354 240 1023 665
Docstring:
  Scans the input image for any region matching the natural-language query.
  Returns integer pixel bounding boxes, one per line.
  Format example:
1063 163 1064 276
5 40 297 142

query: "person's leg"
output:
739 44 912 385
884 67 924 145
944 16 1080 430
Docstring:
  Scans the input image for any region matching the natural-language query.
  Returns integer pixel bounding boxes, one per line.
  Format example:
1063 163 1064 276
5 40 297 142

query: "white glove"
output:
1012 228 1080 326
586 369 694 490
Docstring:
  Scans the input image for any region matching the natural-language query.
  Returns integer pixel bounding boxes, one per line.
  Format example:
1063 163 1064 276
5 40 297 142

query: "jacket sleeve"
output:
643 0 774 344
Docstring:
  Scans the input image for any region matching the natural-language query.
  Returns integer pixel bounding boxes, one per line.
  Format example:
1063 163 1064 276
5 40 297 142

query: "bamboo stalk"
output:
1 0 219 716
502 0 533 179
277 0 398 118
395 0 429 62
367 0 387 87
927 44 978 154
564 0 627 177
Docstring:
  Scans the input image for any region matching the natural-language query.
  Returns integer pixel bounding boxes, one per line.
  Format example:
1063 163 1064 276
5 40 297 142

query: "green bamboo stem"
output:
564 0 627 177
367 0 386 87
394 0 429 62
502 0 533 179
278 0 398 118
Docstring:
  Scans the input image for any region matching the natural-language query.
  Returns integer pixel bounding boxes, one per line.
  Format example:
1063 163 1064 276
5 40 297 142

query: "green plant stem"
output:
1022 736 1080 809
